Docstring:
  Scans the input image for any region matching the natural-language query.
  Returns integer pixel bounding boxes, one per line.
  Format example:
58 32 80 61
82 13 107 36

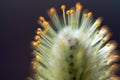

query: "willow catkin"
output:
28 2 120 80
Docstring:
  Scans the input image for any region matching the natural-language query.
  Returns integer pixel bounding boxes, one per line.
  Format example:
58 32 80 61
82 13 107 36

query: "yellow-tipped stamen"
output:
66 10 71 26
61 5 66 10
95 17 102 27
61 5 67 26
49 7 62 30
88 18 102 37
40 21 49 34
79 12 90 33
70 9 76 27
75 3 82 28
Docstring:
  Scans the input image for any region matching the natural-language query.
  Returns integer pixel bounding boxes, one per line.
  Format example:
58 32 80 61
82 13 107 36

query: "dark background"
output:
0 0 120 80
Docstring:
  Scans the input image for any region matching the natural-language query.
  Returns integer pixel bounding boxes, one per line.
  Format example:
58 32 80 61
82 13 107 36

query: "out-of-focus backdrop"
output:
0 0 120 80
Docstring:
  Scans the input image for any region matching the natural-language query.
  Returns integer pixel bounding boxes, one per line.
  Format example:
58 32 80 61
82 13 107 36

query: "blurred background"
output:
0 0 120 80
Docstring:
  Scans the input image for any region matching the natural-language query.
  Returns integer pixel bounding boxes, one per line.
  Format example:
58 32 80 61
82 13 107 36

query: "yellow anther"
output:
34 35 40 41
107 59 113 65
31 61 36 65
36 40 41 44
96 21 101 27
39 16 45 22
43 21 49 27
66 10 71 15
36 55 42 62
32 41 38 47
37 28 42 32
83 13 87 17
36 28 43 35
106 41 117 47
96 30 99 34
88 12 93 17
70 9 75 14
96 18 102 27
61 5 66 10
31 61 38 70
75 2 83 10
36 31 42 35
49 7 56 14
106 43 111 47
106 51 112 57
32 41 40 47
101 26 109 32
106 33 112 38
32 50 38 56
33 65 37 70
